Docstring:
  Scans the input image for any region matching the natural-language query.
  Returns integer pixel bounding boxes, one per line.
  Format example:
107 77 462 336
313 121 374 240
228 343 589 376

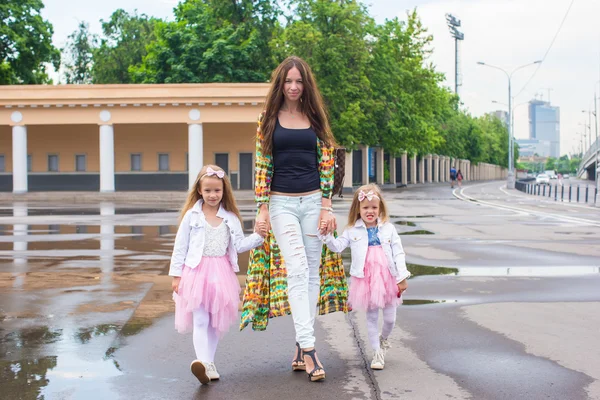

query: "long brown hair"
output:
261 56 337 155
179 164 242 225
347 184 389 227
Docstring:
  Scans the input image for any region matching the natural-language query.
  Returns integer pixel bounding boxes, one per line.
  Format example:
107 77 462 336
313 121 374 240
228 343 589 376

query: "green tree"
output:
131 0 280 83
368 11 447 156
62 22 96 84
0 0 60 84
92 10 159 83
545 157 556 171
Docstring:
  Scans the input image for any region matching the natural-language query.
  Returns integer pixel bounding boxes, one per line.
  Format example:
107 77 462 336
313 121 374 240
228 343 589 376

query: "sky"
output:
41 0 600 157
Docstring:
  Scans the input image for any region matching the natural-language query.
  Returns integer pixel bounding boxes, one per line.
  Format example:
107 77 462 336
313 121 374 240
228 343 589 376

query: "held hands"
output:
172 277 181 294
318 209 336 235
397 279 408 297
255 221 268 237
256 206 271 234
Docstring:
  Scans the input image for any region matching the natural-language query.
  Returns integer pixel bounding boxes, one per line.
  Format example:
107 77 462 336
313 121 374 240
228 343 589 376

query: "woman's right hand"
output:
256 206 271 233
172 277 181 294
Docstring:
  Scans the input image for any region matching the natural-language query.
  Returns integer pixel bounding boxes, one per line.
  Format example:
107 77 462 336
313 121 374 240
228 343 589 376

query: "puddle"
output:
1 326 63 349
399 230 434 235
395 221 417 227
457 266 600 277
75 324 120 344
403 299 458 305
391 215 436 219
0 207 178 217
408 264 458 277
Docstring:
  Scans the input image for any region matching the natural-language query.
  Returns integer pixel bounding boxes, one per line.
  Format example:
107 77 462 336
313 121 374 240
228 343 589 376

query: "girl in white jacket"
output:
169 165 267 385
319 184 410 370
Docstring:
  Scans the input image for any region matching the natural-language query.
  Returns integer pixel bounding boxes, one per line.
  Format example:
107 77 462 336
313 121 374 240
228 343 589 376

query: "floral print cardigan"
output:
240 113 349 331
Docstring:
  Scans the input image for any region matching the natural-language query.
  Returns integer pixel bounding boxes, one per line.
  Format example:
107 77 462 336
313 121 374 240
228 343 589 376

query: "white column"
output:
188 123 204 189
390 156 397 185
344 150 353 193
418 157 425 183
100 203 115 283
376 149 385 185
433 155 440 182
12 125 28 193
361 146 369 185
99 124 115 192
13 202 28 269
410 156 417 184
401 153 408 185
426 155 433 183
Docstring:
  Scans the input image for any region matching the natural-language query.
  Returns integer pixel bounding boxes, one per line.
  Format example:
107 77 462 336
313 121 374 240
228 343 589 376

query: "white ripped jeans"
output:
270 192 323 349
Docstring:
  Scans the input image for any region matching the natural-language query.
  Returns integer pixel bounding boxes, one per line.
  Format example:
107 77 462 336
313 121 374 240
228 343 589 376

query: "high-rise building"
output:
529 100 560 157
516 139 551 158
492 110 509 128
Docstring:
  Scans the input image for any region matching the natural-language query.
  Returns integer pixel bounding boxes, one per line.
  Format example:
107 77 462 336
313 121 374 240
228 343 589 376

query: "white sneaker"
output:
370 349 385 370
190 360 210 384
206 362 220 380
380 335 392 354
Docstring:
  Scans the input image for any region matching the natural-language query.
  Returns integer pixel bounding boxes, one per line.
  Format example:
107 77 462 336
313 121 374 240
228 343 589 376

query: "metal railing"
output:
515 179 598 204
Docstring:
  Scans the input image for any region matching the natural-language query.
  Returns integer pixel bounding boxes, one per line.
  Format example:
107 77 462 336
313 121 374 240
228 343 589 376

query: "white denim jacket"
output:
168 200 264 277
320 219 410 283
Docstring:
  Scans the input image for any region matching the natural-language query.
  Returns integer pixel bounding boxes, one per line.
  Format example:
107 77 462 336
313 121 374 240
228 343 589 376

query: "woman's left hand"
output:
319 209 336 235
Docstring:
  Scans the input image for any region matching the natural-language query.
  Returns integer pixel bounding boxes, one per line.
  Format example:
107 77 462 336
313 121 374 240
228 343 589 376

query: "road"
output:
1 181 599 400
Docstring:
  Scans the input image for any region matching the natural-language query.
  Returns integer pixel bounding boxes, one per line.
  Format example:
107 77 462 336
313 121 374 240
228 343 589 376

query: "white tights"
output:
193 307 218 363
366 305 397 351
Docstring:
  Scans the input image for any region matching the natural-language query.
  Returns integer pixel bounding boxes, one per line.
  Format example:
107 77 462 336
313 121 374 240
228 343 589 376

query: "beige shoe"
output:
370 349 385 370
206 362 220 380
191 360 210 384
380 335 392 354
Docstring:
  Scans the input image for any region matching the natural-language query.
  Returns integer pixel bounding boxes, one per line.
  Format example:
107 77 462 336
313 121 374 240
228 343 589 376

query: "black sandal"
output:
303 349 325 382
291 342 306 371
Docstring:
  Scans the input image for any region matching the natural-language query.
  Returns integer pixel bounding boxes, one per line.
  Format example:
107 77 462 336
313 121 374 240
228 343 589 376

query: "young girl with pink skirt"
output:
319 184 410 370
169 165 267 384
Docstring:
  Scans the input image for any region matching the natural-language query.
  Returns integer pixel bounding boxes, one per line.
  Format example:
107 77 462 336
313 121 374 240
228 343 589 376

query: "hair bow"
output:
205 166 225 179
358 190 379 202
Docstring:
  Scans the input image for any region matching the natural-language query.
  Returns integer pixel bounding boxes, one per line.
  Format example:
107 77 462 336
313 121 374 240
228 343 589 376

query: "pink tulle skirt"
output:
349 245 402 311
173 256 240 337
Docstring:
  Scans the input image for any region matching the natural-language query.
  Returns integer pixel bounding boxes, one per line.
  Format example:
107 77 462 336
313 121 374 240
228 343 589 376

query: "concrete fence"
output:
341 146 508 192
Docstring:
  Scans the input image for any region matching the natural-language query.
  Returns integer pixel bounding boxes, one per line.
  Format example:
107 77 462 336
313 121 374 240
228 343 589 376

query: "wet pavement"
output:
1 182 599 399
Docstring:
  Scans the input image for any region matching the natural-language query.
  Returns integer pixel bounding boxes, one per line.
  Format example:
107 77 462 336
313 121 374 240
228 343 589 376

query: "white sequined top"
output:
202 221 230 257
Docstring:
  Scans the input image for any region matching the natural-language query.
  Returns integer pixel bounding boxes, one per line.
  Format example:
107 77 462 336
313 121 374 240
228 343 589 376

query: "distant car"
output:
550 175 557 179
536 174 550 185
563 174 570 179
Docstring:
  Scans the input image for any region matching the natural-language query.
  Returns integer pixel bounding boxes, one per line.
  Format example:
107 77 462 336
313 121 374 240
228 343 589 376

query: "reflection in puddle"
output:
76 324 120 344
399 229 434 235
403 299 458 305
1 326 63 349
458 266 600 276
0 357 58 399
391 215 436 219
395 220 417 227
408 264 458 277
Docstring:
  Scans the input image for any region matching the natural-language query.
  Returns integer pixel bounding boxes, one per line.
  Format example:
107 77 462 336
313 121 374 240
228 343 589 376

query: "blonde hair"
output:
179 164 242 225
347 184 389 227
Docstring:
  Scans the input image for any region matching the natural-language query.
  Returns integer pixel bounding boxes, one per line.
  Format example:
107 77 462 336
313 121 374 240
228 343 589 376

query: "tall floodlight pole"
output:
477 60 542 189
446 14 464 96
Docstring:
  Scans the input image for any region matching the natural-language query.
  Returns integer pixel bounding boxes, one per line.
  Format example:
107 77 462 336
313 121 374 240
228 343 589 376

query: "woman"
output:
240 56 348 382
457 169 464 187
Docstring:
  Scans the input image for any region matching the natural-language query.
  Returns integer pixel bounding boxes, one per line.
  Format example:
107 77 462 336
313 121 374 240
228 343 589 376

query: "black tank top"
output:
271 119 320 193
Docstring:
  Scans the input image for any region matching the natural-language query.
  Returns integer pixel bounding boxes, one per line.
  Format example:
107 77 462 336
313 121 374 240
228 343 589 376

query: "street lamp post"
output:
477 60 542 189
